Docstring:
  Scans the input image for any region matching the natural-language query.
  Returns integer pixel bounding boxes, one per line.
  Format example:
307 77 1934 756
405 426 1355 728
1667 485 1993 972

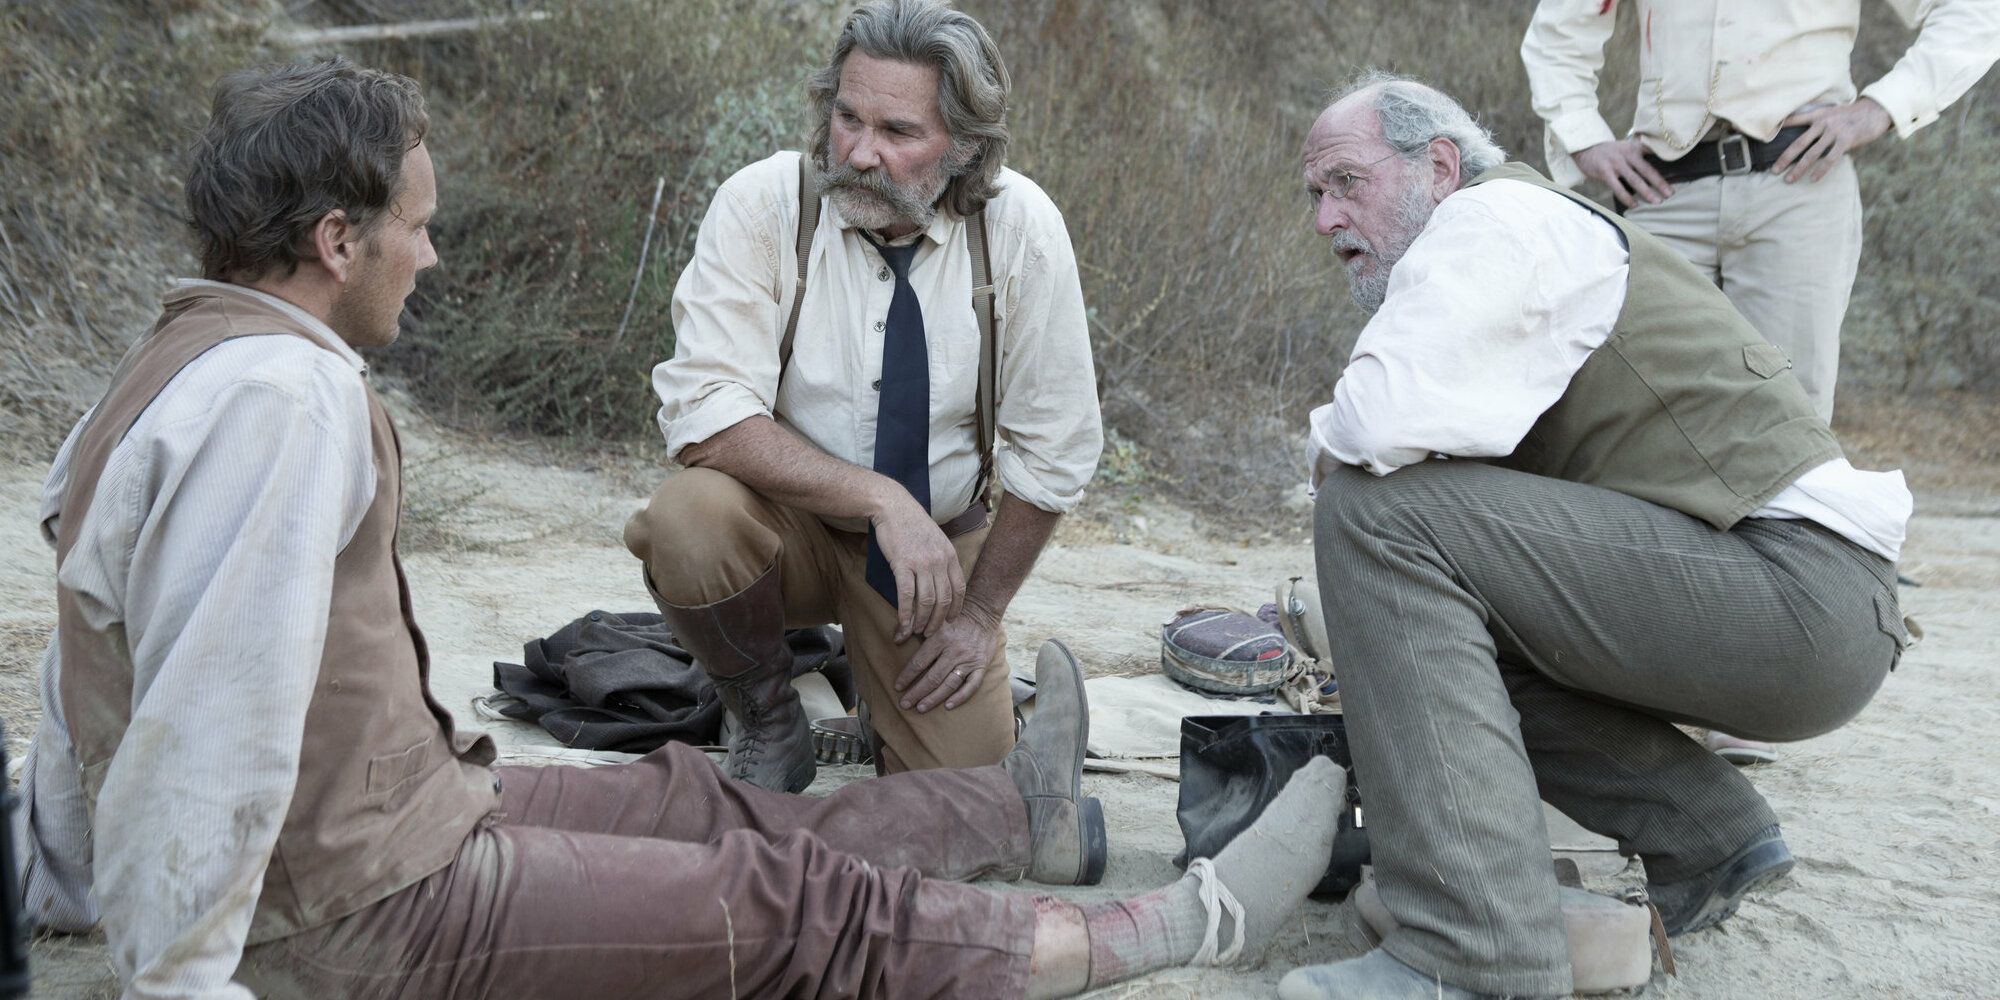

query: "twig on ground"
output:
613 176 665 344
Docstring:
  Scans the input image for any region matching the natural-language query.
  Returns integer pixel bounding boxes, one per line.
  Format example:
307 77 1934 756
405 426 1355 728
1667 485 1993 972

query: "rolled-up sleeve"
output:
1522 0 1623 187
1863 0 2000 139
992 213 1102 513
653 177 787 460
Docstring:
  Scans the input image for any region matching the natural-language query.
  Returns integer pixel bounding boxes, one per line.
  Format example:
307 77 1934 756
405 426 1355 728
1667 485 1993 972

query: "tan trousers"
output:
1623 157 1863 422
236 742 1037 999
623 467 1017 773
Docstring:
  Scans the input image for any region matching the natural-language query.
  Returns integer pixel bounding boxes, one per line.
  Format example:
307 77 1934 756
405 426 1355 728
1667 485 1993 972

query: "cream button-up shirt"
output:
1522 0 2000 186
1309 180 1912 561
19 281 379 999
652 152 1103 530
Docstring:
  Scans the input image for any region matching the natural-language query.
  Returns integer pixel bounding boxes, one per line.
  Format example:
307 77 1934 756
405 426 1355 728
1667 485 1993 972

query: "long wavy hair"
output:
806 0 1011 217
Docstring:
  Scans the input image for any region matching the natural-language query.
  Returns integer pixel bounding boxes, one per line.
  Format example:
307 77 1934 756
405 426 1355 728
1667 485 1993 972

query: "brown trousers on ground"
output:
235 742 1038 999
624 467 1018 772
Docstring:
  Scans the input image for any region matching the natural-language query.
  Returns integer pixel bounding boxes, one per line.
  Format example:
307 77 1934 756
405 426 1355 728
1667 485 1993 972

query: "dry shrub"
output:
357 0 829 440
965 0 1592 509
0 2 274 460
2 0 1995 511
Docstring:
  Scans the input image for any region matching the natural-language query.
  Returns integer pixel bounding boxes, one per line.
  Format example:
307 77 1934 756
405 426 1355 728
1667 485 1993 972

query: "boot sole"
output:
1078 795 1108 885
1666 841 1794 936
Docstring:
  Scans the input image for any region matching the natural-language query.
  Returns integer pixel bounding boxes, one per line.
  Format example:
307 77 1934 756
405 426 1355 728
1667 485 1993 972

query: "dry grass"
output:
1 0 1994 513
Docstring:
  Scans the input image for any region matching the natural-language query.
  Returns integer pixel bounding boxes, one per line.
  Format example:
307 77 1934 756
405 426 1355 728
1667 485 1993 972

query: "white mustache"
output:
820 163 897 199
1329 232 1371 256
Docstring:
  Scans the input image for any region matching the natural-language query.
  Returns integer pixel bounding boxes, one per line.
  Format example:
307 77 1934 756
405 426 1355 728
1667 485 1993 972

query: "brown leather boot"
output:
654 565 816 793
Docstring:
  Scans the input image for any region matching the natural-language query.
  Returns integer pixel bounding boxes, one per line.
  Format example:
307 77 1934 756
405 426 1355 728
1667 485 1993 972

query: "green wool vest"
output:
1465 163 1842 529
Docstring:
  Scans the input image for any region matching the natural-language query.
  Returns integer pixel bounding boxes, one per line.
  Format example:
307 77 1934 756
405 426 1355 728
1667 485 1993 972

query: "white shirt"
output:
16 280 376 1000
1522 0 2000 187
652 152 1103 530
1308 181 1912 560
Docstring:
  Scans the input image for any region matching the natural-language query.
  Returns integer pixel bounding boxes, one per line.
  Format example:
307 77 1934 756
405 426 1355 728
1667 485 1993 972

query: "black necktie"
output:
862 236 930 607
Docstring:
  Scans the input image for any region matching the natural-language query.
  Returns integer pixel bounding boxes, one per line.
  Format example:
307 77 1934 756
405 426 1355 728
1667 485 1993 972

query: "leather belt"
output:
1644 126 1809 184
940 502 990 539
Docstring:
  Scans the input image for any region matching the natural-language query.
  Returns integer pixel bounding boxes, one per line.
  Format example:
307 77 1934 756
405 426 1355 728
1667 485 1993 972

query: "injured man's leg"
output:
235 641 1345 999
1026 755 1345 998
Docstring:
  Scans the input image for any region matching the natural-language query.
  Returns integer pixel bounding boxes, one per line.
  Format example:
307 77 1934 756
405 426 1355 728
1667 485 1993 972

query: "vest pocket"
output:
364 737 434 809
1743 344 1792 379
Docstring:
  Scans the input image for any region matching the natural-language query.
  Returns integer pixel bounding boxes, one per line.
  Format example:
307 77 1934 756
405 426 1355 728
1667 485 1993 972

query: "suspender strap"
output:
779 151 999 505
779 152 821 372
968 208 996 504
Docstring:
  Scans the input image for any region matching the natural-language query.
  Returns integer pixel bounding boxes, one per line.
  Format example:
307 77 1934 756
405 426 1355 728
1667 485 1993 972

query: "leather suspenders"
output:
778 152 998 503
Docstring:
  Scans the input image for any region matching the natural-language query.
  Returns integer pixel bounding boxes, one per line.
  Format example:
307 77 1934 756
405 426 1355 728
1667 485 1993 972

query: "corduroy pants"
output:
236 742 1038 999
1312 461 1902 996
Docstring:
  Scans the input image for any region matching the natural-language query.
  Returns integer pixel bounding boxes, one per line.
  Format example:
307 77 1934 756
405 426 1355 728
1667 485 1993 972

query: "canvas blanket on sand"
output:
491 610 853 752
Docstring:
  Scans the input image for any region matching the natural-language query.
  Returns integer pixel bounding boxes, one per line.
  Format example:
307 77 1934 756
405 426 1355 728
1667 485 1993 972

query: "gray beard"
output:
818 160 951 233
1336 174 1438 314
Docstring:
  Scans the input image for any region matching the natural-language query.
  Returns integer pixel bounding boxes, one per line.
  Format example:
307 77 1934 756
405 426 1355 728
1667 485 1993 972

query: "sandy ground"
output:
3 396 1998 999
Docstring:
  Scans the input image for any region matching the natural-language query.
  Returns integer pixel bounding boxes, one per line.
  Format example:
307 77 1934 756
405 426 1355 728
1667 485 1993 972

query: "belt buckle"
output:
1717 134 1753 176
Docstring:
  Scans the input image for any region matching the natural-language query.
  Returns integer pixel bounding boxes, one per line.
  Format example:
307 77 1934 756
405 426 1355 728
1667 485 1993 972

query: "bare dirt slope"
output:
3 399 1996 999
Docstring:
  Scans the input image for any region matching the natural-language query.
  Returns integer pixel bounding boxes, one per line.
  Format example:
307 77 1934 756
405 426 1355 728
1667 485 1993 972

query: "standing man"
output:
1521 0 1996 763
1521 0 2000 420
1276 75 1911 999
16 55 1341 1000
627 0 1102 790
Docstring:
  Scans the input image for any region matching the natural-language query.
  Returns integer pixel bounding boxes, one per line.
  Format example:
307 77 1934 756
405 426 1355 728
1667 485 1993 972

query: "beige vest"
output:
1467 164 1844 529
55 283 500 942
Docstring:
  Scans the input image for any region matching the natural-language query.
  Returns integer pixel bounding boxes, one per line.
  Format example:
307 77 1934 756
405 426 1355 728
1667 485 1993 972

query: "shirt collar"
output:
170 279 368 375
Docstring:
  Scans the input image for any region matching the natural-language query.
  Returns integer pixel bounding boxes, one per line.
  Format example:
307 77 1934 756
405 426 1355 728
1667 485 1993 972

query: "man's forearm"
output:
961 491 1062 623
680 415 899 522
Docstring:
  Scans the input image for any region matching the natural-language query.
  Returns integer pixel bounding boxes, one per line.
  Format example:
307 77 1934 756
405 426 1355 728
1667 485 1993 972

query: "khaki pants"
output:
623 467 1017 773
1624 158 1863 422
236 742 1037 999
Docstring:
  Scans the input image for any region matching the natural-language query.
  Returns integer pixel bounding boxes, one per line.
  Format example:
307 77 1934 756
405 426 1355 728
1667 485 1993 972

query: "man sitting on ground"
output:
13 57 1341 1000
1279 73 1912 999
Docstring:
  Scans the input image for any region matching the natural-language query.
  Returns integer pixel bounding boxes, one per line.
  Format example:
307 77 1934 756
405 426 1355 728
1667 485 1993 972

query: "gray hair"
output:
807 0 1011 218
1334 71 1506 183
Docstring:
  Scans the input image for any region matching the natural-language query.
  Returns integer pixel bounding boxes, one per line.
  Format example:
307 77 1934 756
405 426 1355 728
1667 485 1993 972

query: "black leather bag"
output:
1173 714 1370 898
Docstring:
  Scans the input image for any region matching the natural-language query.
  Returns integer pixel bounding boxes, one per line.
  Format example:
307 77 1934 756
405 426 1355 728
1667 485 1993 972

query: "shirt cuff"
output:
1860 75 1940 139
1546 110 1618 161
659 382 771 461
995 445 1086 514
1542 110 1616 190
1543 135 1587 189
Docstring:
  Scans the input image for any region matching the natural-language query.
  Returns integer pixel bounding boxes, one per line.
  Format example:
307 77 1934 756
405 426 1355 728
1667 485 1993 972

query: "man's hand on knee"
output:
894 599 1001 713
870 493 966 640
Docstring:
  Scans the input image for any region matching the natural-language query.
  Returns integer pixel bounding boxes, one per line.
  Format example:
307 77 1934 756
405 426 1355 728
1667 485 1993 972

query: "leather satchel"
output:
1174 713 1370 897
